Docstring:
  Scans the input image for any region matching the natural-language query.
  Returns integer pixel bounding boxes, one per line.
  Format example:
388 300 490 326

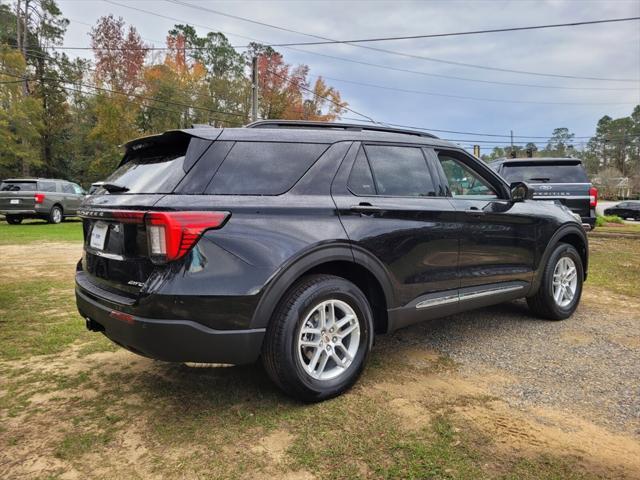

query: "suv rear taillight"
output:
34 193 45 204
589 186 598 208
145 211 229 263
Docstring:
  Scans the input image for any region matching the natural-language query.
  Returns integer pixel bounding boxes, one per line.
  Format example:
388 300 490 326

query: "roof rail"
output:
245 119 439 139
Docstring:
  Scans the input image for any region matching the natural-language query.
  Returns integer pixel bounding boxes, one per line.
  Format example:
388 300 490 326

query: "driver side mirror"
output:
510 182 533 202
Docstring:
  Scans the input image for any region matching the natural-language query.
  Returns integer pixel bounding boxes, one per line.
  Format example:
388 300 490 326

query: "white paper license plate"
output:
10 199 19 204
90 222 109 250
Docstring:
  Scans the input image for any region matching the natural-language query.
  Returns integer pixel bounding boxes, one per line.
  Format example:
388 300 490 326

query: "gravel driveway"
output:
395 289 640 435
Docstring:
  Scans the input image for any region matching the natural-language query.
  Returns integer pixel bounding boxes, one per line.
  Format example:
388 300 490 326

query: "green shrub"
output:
595 214 624 227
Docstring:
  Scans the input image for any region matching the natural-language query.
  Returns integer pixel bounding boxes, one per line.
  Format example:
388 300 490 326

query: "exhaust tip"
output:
85 317 105 332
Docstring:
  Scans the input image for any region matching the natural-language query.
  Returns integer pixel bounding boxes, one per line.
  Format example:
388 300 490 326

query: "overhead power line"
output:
167 0 640 83
312 74 638 106
264 67 378 124
0 69 231 121
238 17 640 46
99 0 638 91
14 49 637 142
0 66 247 123
340 117 640 142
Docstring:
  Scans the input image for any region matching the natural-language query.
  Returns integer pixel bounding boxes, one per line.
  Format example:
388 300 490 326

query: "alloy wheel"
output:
297 299 361 381
552 256 578 307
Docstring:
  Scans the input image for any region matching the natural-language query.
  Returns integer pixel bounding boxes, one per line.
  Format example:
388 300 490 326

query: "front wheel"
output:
262 274 374 402
527 244 583 320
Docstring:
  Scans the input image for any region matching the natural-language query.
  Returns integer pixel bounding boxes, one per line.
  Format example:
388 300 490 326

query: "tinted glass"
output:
72 184 85 194
365 145 435 196
348 148 376 195
207 142 328 195
176 141 234 194
38 181 57 192
62 183 75 194
1 181 36 191
500 162 589 183
104 140 189 194
439 155 497 197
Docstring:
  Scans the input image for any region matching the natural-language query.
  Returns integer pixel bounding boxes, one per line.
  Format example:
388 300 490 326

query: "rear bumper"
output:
581 216 596 230
76 286 265 365
0 209 37 215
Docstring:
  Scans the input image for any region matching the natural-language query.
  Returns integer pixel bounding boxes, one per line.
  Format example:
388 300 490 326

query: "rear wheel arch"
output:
532 224 588 293
251 244 394 333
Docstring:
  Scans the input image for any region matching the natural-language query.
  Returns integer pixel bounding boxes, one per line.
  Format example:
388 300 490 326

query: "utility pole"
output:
509 130 516 158
251 56 259 122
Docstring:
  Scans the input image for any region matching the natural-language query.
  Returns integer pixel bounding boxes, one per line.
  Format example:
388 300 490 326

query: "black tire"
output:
6 215 22 225
48 205 63 224
527 243 583 320
262 274 374 402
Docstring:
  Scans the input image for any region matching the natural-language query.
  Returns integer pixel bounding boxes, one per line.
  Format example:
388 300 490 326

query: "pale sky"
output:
48 0 640 151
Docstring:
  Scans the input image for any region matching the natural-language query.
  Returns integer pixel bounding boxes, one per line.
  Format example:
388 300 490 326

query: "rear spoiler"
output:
118 128 223 168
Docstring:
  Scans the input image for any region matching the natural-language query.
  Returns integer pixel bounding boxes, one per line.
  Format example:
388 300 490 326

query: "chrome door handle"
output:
350 203 382 214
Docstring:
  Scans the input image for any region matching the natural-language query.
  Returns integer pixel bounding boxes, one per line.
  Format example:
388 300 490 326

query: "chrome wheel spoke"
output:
316 350 330 375
335 342 353 362
307 347 323 373
326 301 336 328
337 322 358 339
301 326 321 336
335 314 354 330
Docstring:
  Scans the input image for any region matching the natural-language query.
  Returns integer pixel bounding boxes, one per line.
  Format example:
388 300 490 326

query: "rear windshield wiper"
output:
101 182 129 193
528 177 551 183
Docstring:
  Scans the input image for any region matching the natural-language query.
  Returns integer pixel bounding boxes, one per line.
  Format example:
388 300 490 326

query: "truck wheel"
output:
48 205 63 224
527 243 583 320
6 215 22 225
262 274 374 402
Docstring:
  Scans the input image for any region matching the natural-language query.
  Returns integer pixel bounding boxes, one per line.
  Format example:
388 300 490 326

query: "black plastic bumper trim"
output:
76 288 265 365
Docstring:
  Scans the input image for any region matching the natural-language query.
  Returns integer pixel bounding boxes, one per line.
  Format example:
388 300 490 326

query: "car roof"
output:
491 157 583 166
3 178 70 182
123 121 461 151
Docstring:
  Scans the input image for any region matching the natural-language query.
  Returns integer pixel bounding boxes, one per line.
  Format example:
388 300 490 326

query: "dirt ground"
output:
0 240 639 479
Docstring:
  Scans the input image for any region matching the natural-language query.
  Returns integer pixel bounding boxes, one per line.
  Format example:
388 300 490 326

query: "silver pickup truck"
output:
0 178 86 224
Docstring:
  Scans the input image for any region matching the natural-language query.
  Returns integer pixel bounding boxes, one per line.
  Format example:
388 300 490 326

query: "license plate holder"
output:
90 222 109 251
10 199 19 205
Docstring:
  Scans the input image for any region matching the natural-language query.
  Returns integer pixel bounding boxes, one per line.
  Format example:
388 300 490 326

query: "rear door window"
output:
363 145 436 197
1 181 37 191
206 142 328 195
500 162 589 183
38 181 57 192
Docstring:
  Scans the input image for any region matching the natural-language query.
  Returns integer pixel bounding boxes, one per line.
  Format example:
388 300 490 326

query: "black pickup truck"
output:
490 158 597 230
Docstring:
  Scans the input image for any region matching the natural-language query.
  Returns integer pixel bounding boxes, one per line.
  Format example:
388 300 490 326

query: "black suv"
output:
490 157 597 230
76 121 588 401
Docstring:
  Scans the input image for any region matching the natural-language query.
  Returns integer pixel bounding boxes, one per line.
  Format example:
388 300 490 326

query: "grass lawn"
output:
0 217 83 245
0 220 636 479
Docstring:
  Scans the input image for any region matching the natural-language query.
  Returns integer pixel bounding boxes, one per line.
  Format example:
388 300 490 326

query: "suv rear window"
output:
500 162 589 183
104 137 191 194
1 181 37 191
206 142 328 195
